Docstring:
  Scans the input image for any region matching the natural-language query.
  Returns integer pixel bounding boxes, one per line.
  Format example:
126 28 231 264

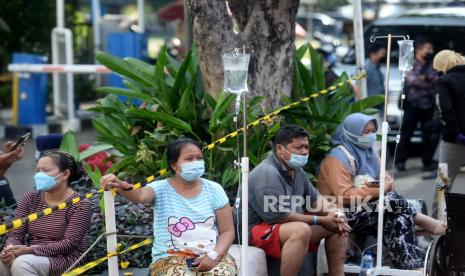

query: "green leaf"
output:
172 51 192 100
95 51 154 87
166 53 181 75
108 156 134 174
79 144 114 161
351 95 385 112
308 43 325 90
84 163 102 188
126 109 192 132
176 88 196 121
292 58 304 99
60 131 79 160
204 93 217 110
102 114 132 141
297 59 313 93
296 43 308 60
124 58 155 77
154 45 172 111
209 92 235 132
97 87 153 102
92 118 114 137
84 163 105 211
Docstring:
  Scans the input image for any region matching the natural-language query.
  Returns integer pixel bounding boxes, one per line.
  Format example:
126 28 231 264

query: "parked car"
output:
335 7 465 142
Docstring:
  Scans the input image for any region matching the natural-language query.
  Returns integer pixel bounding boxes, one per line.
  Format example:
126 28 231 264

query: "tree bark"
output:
187 0 300 108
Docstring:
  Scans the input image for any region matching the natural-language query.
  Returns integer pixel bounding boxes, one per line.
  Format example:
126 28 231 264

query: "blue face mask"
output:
343 126 377 149
283 147 308 169
34 172 62 192
357 133 377 149
179 160 205 182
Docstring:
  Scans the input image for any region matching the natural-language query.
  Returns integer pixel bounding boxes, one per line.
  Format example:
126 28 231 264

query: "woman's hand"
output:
5 245 33 257
100 174 132 190
0 244 15 267
193 254 219 272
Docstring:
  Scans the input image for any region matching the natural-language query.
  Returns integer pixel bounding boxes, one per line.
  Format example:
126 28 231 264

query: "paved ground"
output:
2 129 464 275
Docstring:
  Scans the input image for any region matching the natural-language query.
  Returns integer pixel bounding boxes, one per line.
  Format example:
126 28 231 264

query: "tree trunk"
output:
187 0 300 108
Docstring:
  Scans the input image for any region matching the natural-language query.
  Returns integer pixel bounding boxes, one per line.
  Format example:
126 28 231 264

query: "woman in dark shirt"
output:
0 151 92 276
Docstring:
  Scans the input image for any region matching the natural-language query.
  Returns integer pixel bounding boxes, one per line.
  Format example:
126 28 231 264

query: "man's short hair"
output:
414 36 433 50
273 125 308 148
367 43 385 55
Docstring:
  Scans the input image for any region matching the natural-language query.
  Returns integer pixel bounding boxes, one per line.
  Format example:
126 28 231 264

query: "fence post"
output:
104 190 119 276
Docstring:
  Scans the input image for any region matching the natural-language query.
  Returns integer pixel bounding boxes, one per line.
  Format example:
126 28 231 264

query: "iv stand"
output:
240 89 249 276
225 45 252 276
369 34 421 276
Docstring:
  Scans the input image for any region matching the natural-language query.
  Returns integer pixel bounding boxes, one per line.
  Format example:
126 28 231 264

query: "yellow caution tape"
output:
62 238 153 276
0 72 366 236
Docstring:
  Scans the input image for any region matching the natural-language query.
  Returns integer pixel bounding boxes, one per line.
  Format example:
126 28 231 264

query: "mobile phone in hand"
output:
12 132 31 151
186 258 198 269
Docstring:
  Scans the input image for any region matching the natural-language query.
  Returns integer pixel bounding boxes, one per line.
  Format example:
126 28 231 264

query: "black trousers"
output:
0 176 16 207
395 105 439 167
346 192 423 269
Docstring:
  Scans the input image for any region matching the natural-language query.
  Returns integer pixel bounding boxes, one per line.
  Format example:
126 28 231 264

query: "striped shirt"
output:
5 190 92 276
147 178 229 264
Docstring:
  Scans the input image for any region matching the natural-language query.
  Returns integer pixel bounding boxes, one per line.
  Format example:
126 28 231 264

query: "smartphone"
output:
186 258 198 269
12 132 31 150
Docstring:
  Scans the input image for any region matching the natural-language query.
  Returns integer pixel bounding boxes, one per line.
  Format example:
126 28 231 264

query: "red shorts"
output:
250 222 319 259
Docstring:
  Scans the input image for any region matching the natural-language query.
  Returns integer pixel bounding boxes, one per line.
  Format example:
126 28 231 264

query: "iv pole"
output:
223 46 252 276
369 34 421 276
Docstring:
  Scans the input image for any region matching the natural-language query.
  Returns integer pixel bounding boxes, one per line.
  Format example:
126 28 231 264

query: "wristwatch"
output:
207 250 219 261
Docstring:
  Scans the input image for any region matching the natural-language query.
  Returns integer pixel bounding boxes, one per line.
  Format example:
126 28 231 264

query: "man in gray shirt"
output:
247 125 350 276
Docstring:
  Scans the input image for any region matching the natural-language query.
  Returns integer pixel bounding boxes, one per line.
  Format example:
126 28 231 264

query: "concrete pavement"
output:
393 158 465 214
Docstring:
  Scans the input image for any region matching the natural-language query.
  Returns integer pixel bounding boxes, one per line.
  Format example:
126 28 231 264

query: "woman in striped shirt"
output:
0 151 92 276
101 138 237 276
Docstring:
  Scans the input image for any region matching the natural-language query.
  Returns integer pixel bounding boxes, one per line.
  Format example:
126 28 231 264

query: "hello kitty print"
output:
168 216 217 255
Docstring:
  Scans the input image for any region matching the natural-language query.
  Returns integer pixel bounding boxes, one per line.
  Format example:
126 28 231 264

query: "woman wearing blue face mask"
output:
100 138 237 276
317 113 445 270
0 151 92 276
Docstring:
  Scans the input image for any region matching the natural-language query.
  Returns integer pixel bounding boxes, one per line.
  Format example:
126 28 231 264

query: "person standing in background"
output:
395 38 439 172
365 44 386 114
432 50 465 189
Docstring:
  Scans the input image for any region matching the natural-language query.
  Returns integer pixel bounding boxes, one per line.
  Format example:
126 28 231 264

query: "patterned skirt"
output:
149 254 237 276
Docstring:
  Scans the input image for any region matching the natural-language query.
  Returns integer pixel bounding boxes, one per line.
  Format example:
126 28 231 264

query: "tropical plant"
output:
92 43 383 190
92 45 268 190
